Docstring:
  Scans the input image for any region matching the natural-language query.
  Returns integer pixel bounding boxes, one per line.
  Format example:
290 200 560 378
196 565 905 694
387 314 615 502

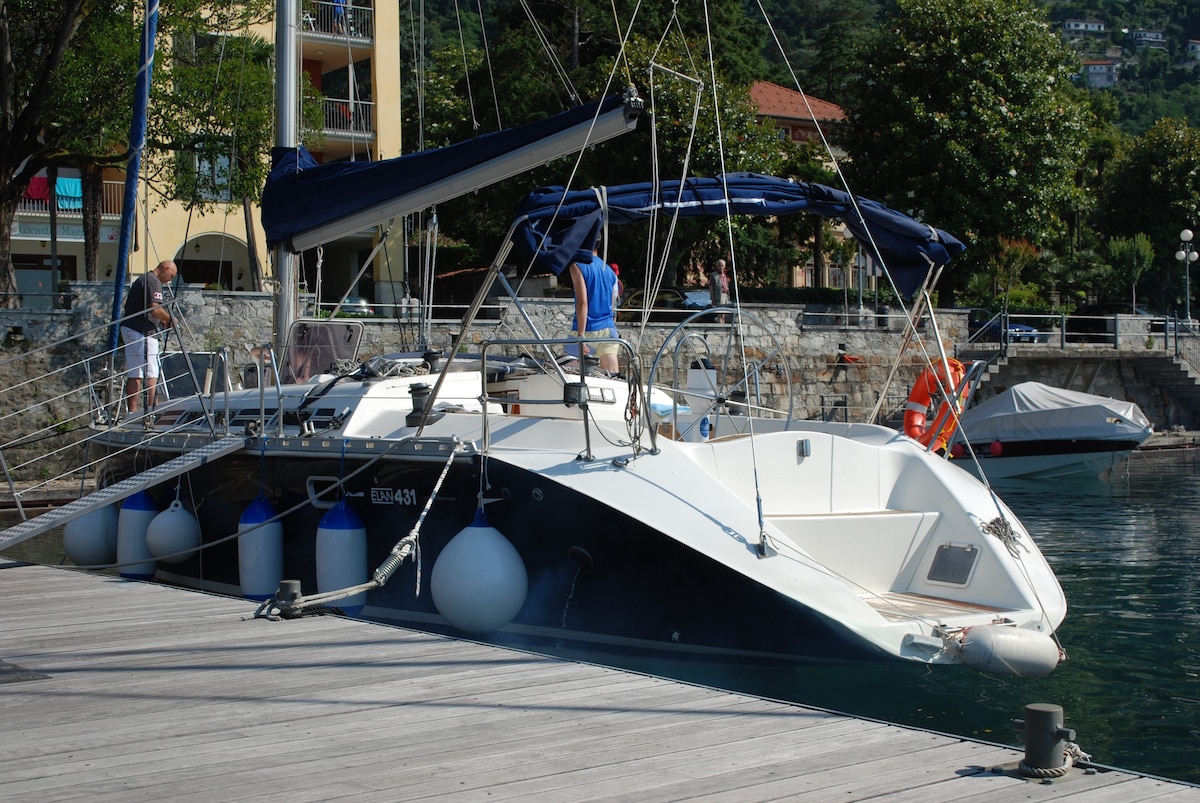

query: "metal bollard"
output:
276 579 302 605
1013 702 1076 770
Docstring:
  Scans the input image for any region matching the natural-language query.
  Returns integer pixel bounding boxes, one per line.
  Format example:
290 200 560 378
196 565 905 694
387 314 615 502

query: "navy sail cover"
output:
511 174 965 299
262 94 632 251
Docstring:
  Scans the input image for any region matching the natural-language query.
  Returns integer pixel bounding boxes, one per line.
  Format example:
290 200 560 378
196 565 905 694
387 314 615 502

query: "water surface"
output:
680 449 1200 783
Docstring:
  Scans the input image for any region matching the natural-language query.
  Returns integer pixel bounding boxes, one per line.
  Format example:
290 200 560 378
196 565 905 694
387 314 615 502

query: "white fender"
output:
431 511 527 634
117 491 159 580
145 500 202 564
953 625 1061 677
63 505 118 567
315 500 367 616
238 496 284 601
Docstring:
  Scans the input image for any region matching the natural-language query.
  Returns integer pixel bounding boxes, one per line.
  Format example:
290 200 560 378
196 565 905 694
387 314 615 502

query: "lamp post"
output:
1176 229 1198 322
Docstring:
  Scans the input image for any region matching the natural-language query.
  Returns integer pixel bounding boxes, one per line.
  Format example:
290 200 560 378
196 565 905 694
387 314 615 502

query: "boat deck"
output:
865 591 1011 622
1 562 1196 801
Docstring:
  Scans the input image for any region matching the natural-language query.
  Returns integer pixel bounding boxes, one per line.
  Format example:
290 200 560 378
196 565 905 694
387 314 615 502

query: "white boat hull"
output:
92 360 1067 675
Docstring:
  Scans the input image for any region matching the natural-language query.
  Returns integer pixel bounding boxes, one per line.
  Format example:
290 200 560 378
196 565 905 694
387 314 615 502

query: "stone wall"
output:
0 285 937 421
1 284 1195 482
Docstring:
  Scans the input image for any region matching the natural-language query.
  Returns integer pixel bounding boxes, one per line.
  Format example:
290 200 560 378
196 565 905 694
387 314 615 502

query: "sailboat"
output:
4 0 1069 679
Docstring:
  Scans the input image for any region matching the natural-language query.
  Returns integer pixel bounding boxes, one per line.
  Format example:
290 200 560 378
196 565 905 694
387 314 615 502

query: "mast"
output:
272 0 299 345
107 0 161 353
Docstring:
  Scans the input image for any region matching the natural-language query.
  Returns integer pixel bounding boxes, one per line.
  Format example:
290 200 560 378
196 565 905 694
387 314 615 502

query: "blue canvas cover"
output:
510 174 966 299
262 94 631 250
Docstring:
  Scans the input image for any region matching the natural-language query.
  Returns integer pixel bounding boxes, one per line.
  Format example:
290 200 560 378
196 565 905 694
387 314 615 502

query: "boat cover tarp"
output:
510 174 966 299
261 94 629 250
958 382 1152 444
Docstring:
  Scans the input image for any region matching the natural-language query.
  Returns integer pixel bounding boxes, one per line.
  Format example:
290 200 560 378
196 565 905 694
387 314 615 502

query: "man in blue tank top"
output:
568 248 619 373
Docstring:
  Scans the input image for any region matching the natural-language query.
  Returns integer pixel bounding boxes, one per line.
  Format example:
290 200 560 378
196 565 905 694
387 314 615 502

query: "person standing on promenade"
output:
708 258 730 323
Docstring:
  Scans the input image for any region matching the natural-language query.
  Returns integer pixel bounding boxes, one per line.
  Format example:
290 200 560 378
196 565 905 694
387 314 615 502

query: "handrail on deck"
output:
479 336 644 460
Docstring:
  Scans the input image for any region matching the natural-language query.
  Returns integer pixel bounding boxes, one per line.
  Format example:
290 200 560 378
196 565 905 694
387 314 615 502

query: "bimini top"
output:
958 382 1153 445
510 173 966 299
262 92 641 253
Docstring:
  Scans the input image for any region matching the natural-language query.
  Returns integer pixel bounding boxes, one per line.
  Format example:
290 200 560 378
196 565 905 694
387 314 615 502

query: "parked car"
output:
965 309 1048 344
336 296 375 317
616 288 713 323
1066 303 1173 342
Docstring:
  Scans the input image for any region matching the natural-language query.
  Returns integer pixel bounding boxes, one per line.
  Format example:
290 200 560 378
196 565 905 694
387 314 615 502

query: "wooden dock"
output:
1 563 1196 802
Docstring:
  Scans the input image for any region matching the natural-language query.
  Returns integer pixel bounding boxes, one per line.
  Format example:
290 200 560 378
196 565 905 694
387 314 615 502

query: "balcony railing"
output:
301 1 374 40
16 181 125 218
323 98 374 135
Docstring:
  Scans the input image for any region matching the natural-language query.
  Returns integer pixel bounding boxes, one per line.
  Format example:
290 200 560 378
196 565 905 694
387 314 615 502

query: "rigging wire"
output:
607 0 635 87
744 0 1039 601
749 0 951 411
421 212 439 350
637 60 702 349
517 0 580 105
453 0 480 134
636 5 700 349
475 0 502 131
477 3 644 349
700 0 770 550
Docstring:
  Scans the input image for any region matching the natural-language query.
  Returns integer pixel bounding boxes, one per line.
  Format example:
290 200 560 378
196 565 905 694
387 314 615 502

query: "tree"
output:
0 1 128 306
1106 234 1155 311
838 0 1092 306
1094 119 1200 312
0 0 275 305
411 3 798 288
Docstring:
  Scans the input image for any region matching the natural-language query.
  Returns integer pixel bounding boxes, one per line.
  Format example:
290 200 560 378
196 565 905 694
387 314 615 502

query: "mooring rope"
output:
1019 742 1092 778
982 515 1024 558
255 439 464 618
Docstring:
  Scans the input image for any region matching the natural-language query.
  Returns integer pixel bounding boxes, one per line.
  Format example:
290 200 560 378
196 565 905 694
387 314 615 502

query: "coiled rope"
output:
1019 742 1092 778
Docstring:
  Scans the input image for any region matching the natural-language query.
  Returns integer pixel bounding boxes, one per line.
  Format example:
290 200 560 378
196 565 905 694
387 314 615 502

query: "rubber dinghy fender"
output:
315 499 368 616
63 504 118 567
951 625 1062 677
238 496 284 601
431 509 528 634
146 499 202 564
117 491 159 580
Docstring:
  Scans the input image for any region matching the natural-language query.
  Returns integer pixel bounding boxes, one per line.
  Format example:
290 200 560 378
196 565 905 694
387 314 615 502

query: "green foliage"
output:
1106 233 1156 308
146 2 277 214
410 5 814 288
1094 119 1200 310
0 0 275 303
41 7 141 160
839 0 1092 304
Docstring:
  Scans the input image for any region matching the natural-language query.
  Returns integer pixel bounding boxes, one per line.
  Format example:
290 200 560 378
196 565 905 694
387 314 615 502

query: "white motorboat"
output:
948 381 1153 480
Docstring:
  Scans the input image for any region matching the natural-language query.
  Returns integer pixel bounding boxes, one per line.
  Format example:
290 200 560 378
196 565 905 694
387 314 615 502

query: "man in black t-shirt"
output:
121 260 178 417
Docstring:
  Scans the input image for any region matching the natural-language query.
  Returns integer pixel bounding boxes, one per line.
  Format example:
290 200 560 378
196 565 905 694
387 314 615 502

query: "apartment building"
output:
12 1 402 311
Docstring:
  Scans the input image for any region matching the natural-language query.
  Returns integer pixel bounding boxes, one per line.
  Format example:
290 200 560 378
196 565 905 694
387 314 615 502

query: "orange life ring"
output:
903 358 966 451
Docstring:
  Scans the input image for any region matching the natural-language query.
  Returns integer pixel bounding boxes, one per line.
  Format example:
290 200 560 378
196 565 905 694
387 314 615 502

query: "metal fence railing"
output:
322 98 374 135
959 310 1184 355
16 181 125 217
302 1 374 39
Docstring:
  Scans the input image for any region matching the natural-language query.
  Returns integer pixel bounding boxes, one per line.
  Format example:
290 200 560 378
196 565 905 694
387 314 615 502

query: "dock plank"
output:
1 563 1196 802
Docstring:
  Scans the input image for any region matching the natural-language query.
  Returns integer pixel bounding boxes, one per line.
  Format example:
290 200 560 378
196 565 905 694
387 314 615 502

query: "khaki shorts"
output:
583 327 620 357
